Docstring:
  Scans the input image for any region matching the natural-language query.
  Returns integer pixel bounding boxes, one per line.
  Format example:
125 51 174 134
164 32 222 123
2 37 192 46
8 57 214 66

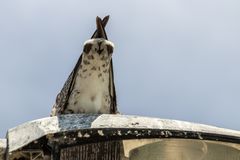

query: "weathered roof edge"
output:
0 139 6 160
6 114 240 153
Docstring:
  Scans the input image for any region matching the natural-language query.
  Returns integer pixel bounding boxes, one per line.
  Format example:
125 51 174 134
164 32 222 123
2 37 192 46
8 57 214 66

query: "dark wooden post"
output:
60 141 121 160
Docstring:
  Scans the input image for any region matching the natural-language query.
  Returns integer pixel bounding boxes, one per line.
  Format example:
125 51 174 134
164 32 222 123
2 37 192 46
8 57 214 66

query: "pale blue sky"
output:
0 0 240 137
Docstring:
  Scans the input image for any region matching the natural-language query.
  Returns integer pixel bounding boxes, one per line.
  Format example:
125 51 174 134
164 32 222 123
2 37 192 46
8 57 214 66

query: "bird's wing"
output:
51 16 110 116
91 15 109 39
50 55 82 116
109 59 117 113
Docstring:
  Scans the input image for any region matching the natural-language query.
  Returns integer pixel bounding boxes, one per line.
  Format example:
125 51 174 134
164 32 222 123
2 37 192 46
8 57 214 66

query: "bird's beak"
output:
95 16 108 40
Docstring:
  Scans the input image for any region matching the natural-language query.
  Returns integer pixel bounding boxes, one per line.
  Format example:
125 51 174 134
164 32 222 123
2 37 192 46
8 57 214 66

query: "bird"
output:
50 16 118 116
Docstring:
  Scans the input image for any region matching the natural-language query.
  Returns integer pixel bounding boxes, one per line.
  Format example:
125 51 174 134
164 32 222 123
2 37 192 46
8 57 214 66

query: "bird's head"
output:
83 38 114 61
82 16 114 62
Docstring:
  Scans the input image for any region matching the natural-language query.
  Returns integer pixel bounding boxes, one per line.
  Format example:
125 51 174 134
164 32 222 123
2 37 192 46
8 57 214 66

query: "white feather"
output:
66 38 114 113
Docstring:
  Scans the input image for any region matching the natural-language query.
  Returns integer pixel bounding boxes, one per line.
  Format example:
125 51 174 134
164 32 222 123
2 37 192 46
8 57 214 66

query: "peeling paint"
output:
148 130 151 135
197 133 203 140
160 131 165 136
166 131 173 136
98 130 104 136
83 133 90 138
78 131 83 138
117 130 122 136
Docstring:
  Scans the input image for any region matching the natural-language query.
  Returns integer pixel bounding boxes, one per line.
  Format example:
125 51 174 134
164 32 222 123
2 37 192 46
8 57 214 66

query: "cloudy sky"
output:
0 0 240 137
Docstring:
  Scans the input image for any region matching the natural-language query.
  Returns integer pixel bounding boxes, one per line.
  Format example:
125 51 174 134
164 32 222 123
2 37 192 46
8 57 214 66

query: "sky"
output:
0 0 240 137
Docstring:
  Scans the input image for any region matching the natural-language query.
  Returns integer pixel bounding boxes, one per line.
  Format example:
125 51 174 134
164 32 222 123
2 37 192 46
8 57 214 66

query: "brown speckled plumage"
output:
50 16 118 116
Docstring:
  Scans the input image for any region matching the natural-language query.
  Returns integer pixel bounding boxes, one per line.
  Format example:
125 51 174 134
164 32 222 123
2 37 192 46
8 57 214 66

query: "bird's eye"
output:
106 45 114 54
83 43 93 54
